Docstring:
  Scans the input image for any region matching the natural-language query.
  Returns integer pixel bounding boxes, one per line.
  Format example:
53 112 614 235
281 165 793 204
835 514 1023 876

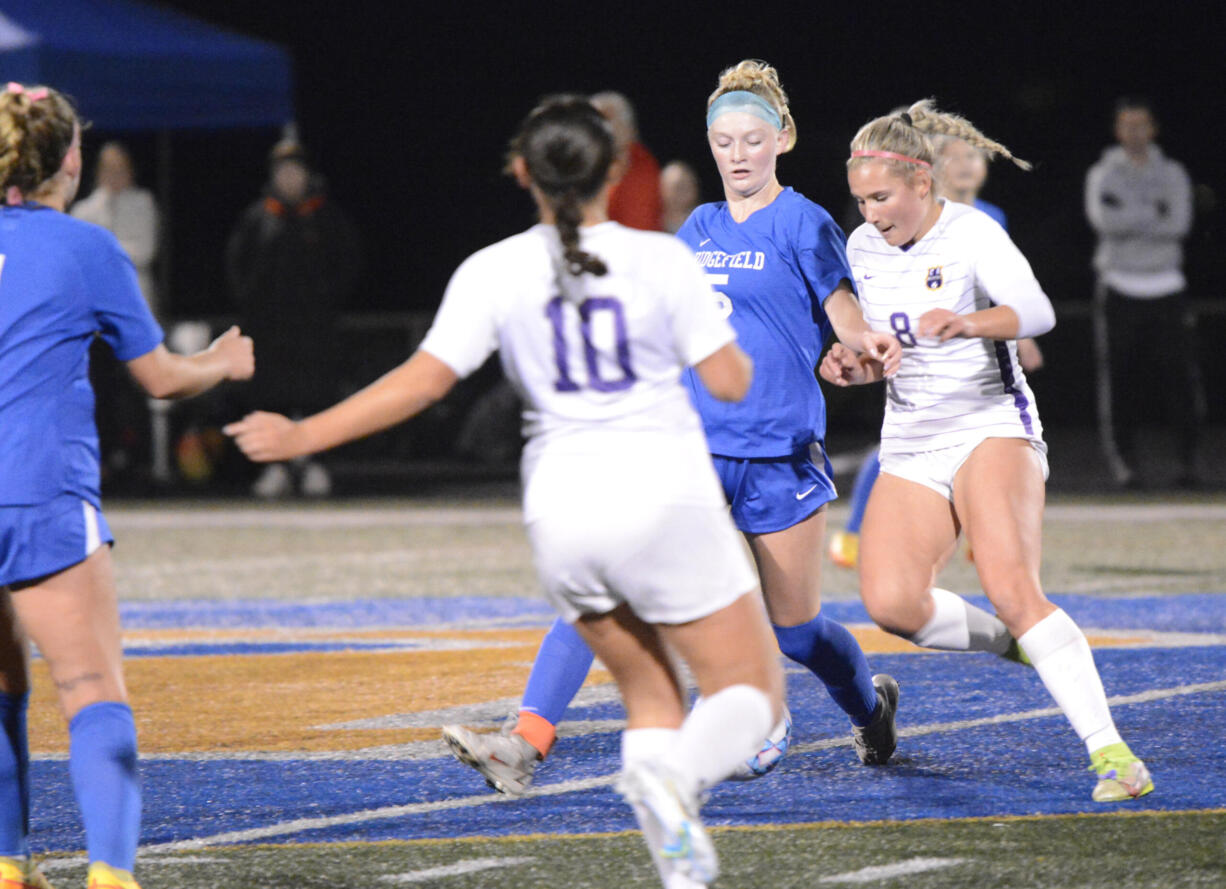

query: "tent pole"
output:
156 128 172 313
151 129 174 485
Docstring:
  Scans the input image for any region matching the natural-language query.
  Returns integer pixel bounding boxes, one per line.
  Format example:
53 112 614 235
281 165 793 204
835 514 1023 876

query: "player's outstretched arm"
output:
823 285 901 377
693 342 753 402
225 349 459 463
820 342 880 387
126 325 254 400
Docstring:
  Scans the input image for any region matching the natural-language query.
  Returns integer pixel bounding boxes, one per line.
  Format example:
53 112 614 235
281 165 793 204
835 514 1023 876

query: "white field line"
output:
791 678 1226 755
1042 503 1226 522
103 501 1226 533
43 677 1217 853
117 546 517 580
39 854 226 872
319 684 623 731
107 507 523 530
379 856 536 883
141 775 615 852
819 857 968 883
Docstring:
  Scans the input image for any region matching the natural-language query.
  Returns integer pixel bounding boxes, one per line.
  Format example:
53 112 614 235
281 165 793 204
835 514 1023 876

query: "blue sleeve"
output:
799 210 855 304
84 230 164 361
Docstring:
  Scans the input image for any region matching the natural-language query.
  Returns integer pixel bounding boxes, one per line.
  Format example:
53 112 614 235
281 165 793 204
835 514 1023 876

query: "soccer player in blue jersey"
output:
444 61 904 796
0 83 253 889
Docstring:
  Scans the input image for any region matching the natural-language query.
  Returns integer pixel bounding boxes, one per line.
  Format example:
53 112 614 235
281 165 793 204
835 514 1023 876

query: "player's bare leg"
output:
574 593 779 887
860 473 1015 658
954 437 1151 801
10 547 142 884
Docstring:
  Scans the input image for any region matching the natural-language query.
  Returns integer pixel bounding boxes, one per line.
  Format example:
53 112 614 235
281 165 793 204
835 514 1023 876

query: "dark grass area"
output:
36 811 1226 888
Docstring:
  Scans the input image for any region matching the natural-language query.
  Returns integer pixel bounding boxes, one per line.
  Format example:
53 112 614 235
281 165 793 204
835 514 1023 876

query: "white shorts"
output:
527 501 757 625
880 434 1049 502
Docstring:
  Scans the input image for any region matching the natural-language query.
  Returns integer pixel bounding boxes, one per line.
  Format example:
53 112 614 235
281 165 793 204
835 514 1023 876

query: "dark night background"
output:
66 2 1226 475
88 2 1226 316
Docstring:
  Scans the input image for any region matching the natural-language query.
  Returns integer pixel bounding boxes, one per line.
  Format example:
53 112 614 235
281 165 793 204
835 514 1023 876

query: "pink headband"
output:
850 149 931 169
6 82 49 102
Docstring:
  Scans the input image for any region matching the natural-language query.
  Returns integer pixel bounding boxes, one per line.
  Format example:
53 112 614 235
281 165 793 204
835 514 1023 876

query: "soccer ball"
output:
729 705 792 781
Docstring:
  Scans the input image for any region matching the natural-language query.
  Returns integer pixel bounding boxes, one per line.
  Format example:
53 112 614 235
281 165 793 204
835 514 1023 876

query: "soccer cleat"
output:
1089 743 1154 802
616 761 717 884
0 856 55 889
1001 636 1032 666
442 724 541 796
827 530 859 570
86 862 140 889
852 674 899 765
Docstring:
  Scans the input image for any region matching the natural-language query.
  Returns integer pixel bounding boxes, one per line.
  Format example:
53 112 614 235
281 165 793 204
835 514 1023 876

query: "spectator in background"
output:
659 159 701 233
226 138 362 498
1085 97 1202 488
591 91 661 230
71 142 160 316
935 134 1007 231
72 142 162 487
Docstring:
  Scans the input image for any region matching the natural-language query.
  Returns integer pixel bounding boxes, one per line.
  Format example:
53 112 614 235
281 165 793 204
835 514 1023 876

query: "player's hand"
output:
918 308 977 342
224 411 305 462
862 331 901 378
208 325 255 381
820 342 868 387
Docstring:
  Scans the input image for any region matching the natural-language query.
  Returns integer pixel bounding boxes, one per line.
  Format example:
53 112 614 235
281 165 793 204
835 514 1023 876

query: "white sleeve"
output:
417 254 499 378
969 219 1055 339
664 241 736 366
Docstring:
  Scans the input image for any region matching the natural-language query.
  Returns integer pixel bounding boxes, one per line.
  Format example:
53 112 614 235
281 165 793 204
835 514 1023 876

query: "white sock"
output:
908 588 1012 654
623 728 706 889
1019 609 1123 755
661 684 772 794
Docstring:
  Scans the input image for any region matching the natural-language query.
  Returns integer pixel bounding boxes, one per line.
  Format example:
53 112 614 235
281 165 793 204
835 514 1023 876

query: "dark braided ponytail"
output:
509 95 614 278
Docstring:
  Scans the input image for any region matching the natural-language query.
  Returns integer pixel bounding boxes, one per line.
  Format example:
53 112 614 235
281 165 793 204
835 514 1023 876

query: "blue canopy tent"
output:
0 0 293 129
0 0 294 483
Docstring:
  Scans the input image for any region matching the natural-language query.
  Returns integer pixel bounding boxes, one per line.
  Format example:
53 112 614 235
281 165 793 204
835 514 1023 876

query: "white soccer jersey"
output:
846 201 1053 454
419 221 736 519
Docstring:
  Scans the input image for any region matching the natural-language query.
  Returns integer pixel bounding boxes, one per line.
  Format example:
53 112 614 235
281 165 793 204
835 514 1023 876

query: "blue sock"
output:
520 617 595 726
846 449 881 534
773 615 878 726
0 692 30 857
69 702 140 872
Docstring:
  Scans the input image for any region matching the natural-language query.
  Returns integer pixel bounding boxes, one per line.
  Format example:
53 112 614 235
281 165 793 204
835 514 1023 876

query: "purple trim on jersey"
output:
992 340 1034 434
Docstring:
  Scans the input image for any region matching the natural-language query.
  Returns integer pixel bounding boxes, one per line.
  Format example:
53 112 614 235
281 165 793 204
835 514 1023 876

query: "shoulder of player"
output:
45 210 126 256
941 201 1006 243
845 221 882 254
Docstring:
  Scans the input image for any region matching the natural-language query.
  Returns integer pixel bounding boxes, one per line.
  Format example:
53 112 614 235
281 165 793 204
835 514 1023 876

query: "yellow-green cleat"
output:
86 862 141 889
1089 742 1154 802
0 856 55 889
1001 637 1032 666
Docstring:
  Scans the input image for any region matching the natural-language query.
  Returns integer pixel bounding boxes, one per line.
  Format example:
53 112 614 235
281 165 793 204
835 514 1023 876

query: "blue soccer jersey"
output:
0 204 163 506
677 187 852 457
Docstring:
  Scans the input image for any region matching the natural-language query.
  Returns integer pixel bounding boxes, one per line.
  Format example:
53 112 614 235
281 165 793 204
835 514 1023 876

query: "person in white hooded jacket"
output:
1085 97 1202 487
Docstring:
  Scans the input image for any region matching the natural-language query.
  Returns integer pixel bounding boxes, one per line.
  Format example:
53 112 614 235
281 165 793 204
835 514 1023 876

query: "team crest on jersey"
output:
925 266 944 290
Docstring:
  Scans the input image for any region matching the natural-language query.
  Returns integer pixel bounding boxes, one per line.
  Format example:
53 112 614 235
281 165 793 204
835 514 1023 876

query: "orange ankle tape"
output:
513 711 556 757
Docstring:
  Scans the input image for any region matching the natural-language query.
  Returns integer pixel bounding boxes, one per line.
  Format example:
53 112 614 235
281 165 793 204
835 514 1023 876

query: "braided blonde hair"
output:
707 59 797 153
0 84 78 200
847 98 1029 182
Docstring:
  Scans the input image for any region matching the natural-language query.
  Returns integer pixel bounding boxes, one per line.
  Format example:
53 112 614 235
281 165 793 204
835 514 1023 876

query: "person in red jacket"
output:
592 91 662 231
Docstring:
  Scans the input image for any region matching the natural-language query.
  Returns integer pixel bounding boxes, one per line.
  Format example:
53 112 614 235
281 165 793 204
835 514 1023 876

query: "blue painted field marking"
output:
25 594 1226 854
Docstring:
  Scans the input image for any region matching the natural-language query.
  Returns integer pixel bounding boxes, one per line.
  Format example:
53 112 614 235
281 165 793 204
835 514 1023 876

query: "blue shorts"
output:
0 495 113 587
712 442 838 534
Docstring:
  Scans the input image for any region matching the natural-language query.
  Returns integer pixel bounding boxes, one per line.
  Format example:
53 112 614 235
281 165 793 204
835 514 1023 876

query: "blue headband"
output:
706 90 783 130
